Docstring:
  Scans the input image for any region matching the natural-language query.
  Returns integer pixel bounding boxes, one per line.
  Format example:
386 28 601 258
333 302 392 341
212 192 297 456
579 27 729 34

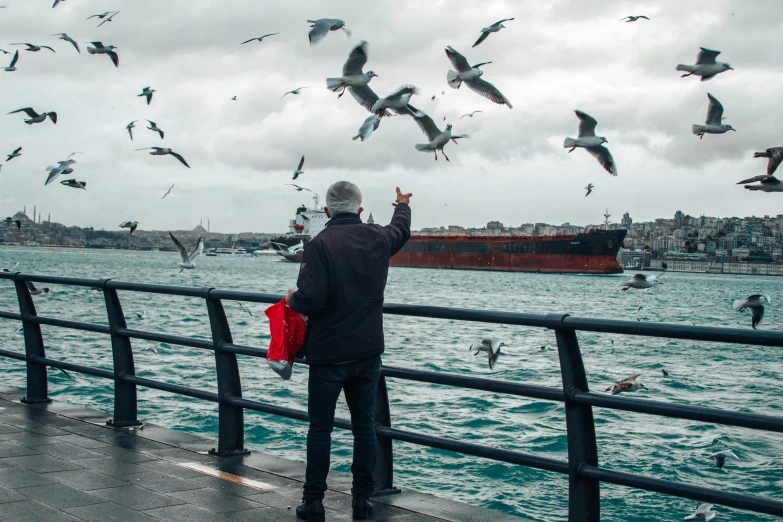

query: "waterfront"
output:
0 248 780 521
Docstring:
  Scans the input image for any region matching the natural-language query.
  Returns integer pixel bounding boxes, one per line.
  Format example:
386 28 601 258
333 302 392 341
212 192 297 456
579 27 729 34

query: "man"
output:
287 181 412 521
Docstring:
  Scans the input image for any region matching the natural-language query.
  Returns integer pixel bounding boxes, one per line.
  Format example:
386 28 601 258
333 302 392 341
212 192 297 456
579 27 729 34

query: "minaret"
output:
48 213 50 223
23 205 26 216
603 209 611 230
33 206 36 223
208 219 210 232
367 213 375 224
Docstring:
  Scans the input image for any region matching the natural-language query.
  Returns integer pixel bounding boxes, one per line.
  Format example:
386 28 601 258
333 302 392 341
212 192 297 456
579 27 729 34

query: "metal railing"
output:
0 271 781 521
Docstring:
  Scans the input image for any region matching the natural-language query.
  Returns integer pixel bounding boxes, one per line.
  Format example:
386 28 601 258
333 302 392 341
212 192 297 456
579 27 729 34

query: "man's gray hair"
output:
326 181 362 216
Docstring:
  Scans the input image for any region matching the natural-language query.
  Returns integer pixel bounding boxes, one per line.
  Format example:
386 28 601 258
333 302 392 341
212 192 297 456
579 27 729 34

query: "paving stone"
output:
44 469 130 491
0 441 41 458
245 492 307 511
17 423 69 437
15 482 103 509
229 506 300 521
1 454 83 473
0 423 24 435
144 503 240 522
92 484 185 510
0 499 83 522
0 466 58 488
65 501 160 522
137 458 206 479
0 432 65 445
121 471 204 493
72 456 151 477
28 442 105 461
188 474 273 499
0 485 26 504
167 487 264 513
54 434 112 449
91 444 159 463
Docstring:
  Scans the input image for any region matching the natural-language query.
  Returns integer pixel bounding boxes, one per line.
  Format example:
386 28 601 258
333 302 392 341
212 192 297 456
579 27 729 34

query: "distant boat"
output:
205 247 251 257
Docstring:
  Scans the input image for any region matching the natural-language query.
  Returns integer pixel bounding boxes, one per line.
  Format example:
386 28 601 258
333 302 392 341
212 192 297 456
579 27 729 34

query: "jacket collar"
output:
326 213 362 227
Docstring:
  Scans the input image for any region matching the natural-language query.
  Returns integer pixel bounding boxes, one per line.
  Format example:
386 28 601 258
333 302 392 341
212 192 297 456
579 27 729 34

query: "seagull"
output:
52 0 64 7
87 11 115 20
282 87 308 98
585 183 594 197
693 94 735 139
8 107 57 125
126 120 138 140
6 147 21 161
326 41 377 98
621 272 664 291
119 221 138 235
620 15 650 22
169 232 204 272
3 49 17 71
413 109 468 162
52 33 79 53
145 120 164 139
144 345 158 354
347 84 393 117
753 147 783 176
238 303 253 317
661 368 669 377
60 179 86 190
564 110 617 175
136 147 190 168
460 110 483 119
737 174 783 192
677 47 733 81
469 336 506 369
161 183 174 199
0 50 9 55
352 114 381 141
371 85 423 117
4 218 21 230
445 46 512 108
605 374 647 395
472 18 514 47
709 450 739 469
44 159 76 185
230 96 237 101
684 503 719 521
292 155 305 180
286 183 312 193
135 310 147 320
240 33 279 44
138 86 156 105
97 11 119 27
10 43 55 53
26 281 49 296
1 262 19 272
733 294 771 329
307 18 349 46
86 42 119 67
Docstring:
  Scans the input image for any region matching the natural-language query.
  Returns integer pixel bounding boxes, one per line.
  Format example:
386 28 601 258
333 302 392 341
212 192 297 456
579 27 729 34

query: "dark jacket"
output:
288 204 411 365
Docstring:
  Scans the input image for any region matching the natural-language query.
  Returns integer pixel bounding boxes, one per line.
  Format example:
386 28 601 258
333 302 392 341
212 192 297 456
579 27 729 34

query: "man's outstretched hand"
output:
392 187 412 207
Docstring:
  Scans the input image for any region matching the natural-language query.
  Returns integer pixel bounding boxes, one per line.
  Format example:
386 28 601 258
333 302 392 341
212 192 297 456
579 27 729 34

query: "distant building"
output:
621 212 632 229
674 210 685 227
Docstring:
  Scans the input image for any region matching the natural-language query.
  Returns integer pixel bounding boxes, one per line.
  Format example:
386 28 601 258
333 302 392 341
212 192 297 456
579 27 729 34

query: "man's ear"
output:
324 207 331 218
358 207 364 216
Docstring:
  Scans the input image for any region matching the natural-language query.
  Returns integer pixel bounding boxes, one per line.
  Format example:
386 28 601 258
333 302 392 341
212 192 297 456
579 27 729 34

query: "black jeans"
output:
303 355 381 500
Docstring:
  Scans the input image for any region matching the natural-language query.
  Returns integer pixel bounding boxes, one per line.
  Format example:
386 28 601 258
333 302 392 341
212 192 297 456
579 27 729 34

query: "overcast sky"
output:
2 0 782 233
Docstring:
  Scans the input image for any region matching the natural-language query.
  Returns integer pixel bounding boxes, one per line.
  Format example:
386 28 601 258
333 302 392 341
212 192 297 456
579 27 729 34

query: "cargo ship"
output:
269 193 327 263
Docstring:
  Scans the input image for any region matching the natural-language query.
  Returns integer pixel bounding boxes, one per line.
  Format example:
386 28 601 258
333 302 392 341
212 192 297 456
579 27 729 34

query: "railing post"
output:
206 290 249 456
372 375 399 496
13 274 51 404
103 280 142 428
548 314 599 522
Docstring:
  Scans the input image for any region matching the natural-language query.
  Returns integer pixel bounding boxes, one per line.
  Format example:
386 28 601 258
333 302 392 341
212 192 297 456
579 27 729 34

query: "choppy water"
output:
0 247 780 521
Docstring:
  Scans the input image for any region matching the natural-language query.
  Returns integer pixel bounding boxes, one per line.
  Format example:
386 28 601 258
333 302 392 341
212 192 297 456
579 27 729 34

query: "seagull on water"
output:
241 33 279 44
286 183 312 193
10 43 55 53
86 42 119 67
60 179 86 190
8 107 57 125
138 86 156 105
161 183 174 199
460 110 483 119
119 221 138 235
52 33 79 53
137 147 190 168
709 450 739 469
6 147 21 161
126 120 137 140
472 18 514 48
605 374 647 395
693 94 735 139
145 120 164 139
412 109 468 162
326 40 377 98
621 15 650 22
733 294 770 329
445 46 512 108
282 87 308 98
753 147 783 176
737 174 783 192
677 47 733 81
26 281 49 296
96 11 119 27
135 310 147 320
585 183 594 197
352 114 381 141
661 368 669 377
292 155 305 180
307 18 349 46
169 232 204 272
684 503 719 521
3 49 17 71
371 85 423 117
470 336 506 369
45 158 77 185
564 110 617 175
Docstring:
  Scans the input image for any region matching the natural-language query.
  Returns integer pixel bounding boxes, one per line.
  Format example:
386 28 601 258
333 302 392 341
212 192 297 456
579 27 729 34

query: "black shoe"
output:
352 496 373 520
296 499 325 522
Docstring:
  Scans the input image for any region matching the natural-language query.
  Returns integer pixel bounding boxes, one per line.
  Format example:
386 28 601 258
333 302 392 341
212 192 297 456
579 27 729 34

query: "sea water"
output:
0 247 780 522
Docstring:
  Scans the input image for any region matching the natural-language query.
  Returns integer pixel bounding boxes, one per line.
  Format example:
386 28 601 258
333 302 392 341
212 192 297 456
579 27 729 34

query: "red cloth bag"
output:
264 299 306 380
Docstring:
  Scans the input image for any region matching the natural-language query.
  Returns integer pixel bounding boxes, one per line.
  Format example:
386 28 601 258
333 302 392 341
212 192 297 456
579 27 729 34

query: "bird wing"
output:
169 232 188 261
348 84 380 112
44 167 63 185
766 147 783 175
695 504 714 514
413 113 442 142
9 107 38 118
696 47 720 65
385 84 418 102
308 19 334 45
119 221 130 227
26 281 38 292
169 151 190 168
188 238 205 262
297 155 305 171
445 46 471 72
12 147 21 154
9 50 18 66
621 374 642 383
472 32 490 48
90 41 105 48
464 78 512 108
705 93 724 125
107 50 119 67
639 15 650 20
240 38 257 44
47 112 57 124
493 18 514 25
736 174 775 185
64 36 79 52
575 110 598 137
41 46 56 52
343 40 368 75
586 145 618 176
632 274 647 281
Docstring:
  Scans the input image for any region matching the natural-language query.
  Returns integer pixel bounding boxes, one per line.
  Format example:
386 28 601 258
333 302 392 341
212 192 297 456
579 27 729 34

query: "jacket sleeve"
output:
384 203 412 257
288 241 329 317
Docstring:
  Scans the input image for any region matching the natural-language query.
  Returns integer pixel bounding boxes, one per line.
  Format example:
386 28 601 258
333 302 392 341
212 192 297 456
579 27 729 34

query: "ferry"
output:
205 247 251 257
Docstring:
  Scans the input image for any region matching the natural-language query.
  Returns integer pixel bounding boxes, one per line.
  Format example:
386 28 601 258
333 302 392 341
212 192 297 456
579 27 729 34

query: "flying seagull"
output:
1 262 19 272
60 179 86 190
119 221 138 235
97 11 119 27
282 87 308 98
677 47 733 81
753 147 783 176
371 85 423 117
620 15 650 22
286 183 312 193
8 107 57 125
52 33 79 53
86 42 119 67
292 155 305 180
11 43 55 53
238 303 253 317
347 84 393 117
564 110 617 175
352 114 381 141
445 46 511 108
4 218 21 230
605 374 647 395
44 158 76 186
126 120 137 140
621 272 665 291
230 96 237 101
737 174 783 192
460 110 483 119
146 120 164 139
241 33 279 44
585 183 594 197
6 147 21 161
684 503 719 521
733 294 771 329
307 18 349 46
136 147 190 168
26 281 49 296
87 11 115 20
469 336 506 369
52 0 65 7
138 86 156 105
709 450 739 470
161 183 174 199
0 50 10 55
169 232 204 272
326 40 377 98
692 93 735 139
412 109 468 162
3 49 17 71
472 18 514 48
